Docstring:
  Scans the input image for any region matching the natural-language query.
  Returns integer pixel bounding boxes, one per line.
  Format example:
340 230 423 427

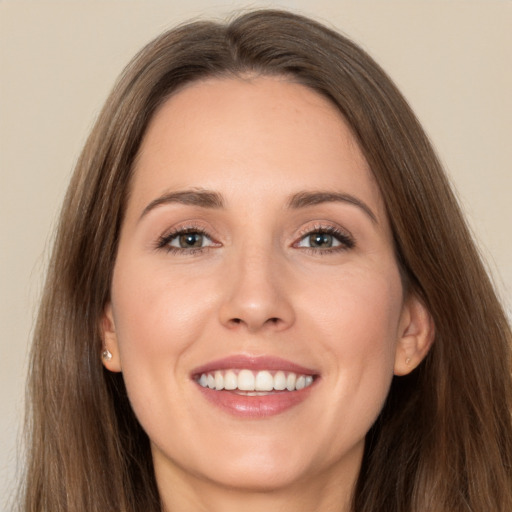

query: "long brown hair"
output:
22 9 512 511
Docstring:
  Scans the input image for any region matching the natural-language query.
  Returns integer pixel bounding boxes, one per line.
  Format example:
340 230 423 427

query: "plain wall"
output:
1 0 511 506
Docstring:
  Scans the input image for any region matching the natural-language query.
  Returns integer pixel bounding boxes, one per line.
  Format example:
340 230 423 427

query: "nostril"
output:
228 317 280 328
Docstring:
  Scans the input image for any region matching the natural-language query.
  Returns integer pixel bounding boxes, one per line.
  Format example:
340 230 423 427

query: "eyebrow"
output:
139 189 224 220
139 188 377 224
287 191 377 223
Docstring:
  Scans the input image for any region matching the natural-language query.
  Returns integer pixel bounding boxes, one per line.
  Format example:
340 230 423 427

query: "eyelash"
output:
294 225 355 254
156 224 355 255
156 225 217 255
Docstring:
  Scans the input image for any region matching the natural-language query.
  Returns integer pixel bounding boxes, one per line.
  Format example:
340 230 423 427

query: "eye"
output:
157 228 218 253
170 232 210 249
298 232 339 249
295 226 354 251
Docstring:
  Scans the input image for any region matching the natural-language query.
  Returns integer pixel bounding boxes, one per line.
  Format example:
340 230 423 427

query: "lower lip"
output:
196 382 317 418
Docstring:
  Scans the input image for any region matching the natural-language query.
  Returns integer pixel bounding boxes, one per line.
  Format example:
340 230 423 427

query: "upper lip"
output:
191 354 318 377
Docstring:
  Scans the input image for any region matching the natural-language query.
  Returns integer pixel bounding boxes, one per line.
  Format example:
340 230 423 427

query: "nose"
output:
218 247 296 333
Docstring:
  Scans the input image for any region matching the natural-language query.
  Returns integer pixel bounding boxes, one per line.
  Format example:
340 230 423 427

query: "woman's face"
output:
103 76 427 498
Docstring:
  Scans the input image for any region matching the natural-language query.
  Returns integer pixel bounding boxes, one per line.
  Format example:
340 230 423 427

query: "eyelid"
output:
168 230 216 248
292 223 355 251
155 223 221 253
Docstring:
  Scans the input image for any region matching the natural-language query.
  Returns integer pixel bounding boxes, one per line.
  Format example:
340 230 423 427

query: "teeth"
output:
197 369 315 392
274 371 287 390
199 374 208 387
286 373 296 391
214 371 224 390
238 369 255 391
224 370 237 390
255 370 273 391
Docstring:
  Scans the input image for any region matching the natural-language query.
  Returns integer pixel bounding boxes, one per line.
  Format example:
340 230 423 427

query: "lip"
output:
191 355 319 418
191 354 318 376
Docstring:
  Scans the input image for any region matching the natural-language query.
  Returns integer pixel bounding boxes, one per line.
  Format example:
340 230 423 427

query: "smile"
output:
192 356 319 417
197 369 315 392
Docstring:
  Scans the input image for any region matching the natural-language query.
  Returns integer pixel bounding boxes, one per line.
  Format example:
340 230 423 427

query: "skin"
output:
102 76 433 512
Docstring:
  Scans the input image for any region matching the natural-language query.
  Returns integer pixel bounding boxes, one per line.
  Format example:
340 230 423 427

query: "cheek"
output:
305 265 403 433
111 256 212 353
108 257 217 410
107 257 224 459
301 260 403 346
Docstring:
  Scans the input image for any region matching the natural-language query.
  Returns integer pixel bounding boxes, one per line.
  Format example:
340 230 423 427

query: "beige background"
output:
1 0 511 506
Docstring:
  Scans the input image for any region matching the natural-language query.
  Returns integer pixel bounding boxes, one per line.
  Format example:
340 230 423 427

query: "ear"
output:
394 294 434 376
100 302 122 372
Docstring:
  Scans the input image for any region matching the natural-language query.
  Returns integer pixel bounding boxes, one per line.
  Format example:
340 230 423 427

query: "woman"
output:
22 9 512 512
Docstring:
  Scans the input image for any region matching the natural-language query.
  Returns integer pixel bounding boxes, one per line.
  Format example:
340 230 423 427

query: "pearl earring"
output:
102 349 113 362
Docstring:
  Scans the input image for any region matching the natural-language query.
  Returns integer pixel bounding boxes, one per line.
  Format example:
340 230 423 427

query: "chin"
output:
152 437 315 494
202 459 309 493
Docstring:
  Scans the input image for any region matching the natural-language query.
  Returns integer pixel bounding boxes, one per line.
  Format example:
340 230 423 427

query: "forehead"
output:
130 76 385 220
